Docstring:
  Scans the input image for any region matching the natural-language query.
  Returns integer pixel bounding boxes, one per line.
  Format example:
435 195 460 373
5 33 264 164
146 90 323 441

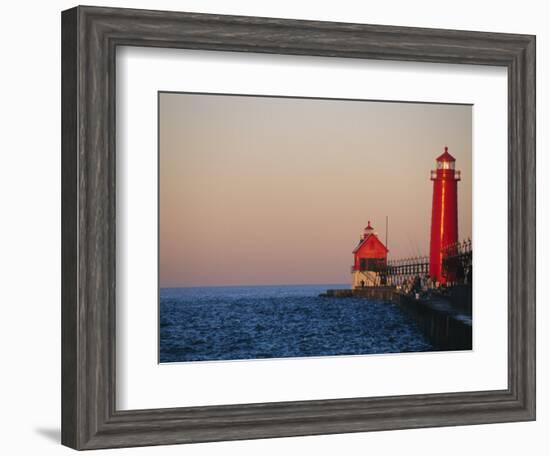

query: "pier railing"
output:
382 256 429 287
441 239 472 286
353 238 472 288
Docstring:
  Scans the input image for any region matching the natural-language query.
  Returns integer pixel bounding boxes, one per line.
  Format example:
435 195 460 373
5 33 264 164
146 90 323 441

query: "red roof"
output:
436 146 456 162
352 233 389 255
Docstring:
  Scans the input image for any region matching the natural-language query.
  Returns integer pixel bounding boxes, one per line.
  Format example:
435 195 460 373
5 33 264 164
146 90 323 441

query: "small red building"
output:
351 221 388 287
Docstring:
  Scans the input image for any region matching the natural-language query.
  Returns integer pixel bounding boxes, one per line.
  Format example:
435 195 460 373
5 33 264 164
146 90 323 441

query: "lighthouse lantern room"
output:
351 221 389 288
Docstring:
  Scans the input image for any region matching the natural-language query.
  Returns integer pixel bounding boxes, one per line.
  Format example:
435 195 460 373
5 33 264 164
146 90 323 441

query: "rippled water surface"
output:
160 284 434 363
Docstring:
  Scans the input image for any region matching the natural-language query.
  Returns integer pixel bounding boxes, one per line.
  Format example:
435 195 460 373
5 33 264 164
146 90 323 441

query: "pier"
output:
320 286 396 301
395 290 472 351
320 286 472 351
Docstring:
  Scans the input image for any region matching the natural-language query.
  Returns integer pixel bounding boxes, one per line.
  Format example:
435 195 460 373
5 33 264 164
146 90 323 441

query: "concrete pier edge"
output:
320 286 472 351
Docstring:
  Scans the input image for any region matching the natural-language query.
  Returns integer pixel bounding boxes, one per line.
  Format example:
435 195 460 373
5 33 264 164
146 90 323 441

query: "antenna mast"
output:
385 215 389 254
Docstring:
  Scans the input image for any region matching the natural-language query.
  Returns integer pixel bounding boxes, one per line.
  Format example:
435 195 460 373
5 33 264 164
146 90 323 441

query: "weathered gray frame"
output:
61 5 536 450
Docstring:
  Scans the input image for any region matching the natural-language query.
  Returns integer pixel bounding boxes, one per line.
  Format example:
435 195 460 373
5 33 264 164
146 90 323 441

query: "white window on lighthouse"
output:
438 161 455 170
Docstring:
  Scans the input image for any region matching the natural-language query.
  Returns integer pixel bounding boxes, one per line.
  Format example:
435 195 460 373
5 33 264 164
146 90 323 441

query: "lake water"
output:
159 284 434 363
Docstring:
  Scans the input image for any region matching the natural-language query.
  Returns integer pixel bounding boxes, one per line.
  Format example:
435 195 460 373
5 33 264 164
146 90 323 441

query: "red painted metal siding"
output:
429 150 460 284
353 236 388 271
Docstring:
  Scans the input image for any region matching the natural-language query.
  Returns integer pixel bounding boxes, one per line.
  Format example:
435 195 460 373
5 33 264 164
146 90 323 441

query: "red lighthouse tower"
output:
429 146 461 284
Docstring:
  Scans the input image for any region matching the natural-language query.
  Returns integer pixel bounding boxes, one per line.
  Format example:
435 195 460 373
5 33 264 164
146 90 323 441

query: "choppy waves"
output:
159 284 433 363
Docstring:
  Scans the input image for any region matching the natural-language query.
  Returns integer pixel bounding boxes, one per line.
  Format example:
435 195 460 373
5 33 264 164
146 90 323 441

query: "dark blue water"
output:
159 284 434 363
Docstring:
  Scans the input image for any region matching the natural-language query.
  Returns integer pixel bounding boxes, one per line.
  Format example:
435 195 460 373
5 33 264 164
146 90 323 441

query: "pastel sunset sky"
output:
159 93 472 287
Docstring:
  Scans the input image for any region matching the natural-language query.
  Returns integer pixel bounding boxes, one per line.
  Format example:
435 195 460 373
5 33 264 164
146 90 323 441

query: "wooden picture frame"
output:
61 5 536 450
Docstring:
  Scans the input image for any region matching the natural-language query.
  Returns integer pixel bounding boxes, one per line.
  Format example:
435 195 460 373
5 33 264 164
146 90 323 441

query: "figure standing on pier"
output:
429 146 461 284
351 221 389 288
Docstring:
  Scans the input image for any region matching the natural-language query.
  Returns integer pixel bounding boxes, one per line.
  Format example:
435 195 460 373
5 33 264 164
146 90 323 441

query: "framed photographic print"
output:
61 5 536 450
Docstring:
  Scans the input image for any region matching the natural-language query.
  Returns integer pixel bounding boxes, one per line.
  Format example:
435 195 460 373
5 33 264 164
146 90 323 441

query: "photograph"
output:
158 92 473 363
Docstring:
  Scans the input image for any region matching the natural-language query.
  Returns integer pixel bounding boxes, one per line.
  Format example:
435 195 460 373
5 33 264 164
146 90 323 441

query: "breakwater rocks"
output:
320 286 472 351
